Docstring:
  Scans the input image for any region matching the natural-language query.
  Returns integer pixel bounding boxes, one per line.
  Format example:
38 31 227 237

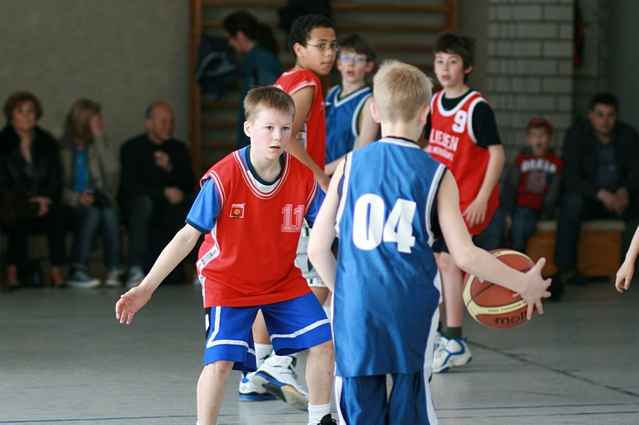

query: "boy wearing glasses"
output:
324 34 379 176
237 15 337 423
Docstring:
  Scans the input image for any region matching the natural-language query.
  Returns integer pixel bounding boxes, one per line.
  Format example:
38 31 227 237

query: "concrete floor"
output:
1 280 638 425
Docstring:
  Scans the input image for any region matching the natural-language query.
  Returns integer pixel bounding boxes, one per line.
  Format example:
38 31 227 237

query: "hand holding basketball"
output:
518 257 552 320
463 250 551 329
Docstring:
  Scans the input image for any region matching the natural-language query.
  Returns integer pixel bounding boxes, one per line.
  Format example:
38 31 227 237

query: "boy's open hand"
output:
615 259 634 293
115 285 153 325
518 258 551 320
463 197 488 227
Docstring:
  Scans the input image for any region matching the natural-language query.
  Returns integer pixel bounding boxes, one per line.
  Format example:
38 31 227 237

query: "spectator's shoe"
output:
68 270 99 289
432 337 472 373
548 279 564 301
125 267 145 289
3 265 20 291
253 355 308 411
316 414 337 425
238 372 276 401
104 269 122 288
49 267 67 288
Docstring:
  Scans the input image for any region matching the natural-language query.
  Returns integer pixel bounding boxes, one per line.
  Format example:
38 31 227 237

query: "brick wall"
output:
486 0 575 159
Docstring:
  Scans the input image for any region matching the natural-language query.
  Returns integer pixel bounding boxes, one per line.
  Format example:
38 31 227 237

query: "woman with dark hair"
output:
0 91 66 288
60 99 120 288
223 10 282 148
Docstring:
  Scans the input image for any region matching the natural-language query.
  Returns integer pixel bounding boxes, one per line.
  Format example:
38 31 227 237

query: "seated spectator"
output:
502 117 562 252
0 91 66 288
223 10 282 148
555 93 639 297
61 99 121 289
118 101 195 287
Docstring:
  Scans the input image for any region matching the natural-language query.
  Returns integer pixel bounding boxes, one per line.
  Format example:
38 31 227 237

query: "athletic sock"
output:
443 326 462 339
255 343 273 368
308 403 331 425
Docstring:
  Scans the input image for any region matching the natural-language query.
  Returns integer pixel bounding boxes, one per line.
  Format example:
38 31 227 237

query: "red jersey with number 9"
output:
426 90 499 235
197 151 317 307
275 68 326 168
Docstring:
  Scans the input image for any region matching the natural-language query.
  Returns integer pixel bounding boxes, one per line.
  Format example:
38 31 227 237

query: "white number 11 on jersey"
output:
352 194 416 253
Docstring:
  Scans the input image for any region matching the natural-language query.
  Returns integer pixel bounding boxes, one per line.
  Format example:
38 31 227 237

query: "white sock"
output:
255 343 272 368
308 403 331 425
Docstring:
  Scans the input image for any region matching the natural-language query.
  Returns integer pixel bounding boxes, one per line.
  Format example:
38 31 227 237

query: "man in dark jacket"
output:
555 93 639 297
119 101 195 287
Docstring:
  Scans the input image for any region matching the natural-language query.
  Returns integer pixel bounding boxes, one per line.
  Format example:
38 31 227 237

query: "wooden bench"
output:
526 220 626 278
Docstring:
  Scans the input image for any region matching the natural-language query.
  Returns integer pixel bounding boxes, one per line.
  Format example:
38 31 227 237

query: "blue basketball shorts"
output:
335 371 438 425
203 291 332 371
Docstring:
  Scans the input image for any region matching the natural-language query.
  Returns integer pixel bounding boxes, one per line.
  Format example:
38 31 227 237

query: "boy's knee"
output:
204 360 234 376
310 340 334 358
436 252 456 273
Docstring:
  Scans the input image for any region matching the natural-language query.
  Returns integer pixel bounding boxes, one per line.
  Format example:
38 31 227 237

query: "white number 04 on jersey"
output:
352 194 417 253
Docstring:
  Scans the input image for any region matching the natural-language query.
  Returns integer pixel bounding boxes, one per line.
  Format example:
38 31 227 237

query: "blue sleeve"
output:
186 179 221 232
305 184 325 227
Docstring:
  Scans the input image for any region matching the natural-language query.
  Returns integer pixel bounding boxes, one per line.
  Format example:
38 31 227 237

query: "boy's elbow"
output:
451 245 478 274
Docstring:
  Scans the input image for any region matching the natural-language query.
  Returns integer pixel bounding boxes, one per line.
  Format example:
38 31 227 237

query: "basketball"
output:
462 249 534 329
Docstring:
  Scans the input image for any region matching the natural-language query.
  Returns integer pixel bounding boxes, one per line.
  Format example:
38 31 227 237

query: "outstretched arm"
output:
115 224 201 325
437 170 550 319
615 226 639 293
308 160 346 291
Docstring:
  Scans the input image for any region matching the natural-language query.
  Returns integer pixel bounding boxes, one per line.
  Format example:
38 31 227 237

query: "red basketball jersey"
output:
426 90 499 235
275 68 326 168
515 151 563 211
197 152 317 307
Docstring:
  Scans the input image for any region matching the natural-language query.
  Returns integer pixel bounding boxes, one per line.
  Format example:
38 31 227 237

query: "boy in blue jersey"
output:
324 34 379 175
308 61 551 425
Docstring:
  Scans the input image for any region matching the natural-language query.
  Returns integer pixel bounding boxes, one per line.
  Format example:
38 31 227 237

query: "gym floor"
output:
2 279 638 425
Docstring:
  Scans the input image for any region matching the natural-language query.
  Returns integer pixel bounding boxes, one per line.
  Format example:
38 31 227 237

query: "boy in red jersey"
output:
241 15 337 408
502 117 562 253
425 33 506 373
115 87 336 425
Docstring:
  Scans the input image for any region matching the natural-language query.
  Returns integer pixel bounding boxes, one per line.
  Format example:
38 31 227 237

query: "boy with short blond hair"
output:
115 86 335 425
308 60 550 425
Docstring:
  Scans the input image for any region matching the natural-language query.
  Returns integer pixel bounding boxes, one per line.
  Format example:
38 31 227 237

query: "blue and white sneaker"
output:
252 355 308 411
125 266 144 289
432 337 472 373
238 372 276 401
68 270 100 289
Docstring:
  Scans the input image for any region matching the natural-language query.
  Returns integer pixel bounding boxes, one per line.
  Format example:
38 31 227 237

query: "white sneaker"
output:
252 355 308 410
432 331 443 353
67 270 100 289
238 372 276 401
432 337 472 373
125 267 144 289
104 270 121 287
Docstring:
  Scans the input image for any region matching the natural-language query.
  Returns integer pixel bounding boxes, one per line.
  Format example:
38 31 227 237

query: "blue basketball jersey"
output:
333 137 445 377
325 85 372 164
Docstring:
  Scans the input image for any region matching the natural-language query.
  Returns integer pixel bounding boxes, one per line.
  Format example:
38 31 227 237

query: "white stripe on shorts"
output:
269 318 330 341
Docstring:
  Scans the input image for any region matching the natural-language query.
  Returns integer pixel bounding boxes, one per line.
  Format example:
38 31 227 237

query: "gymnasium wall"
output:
0 1 189 146
609 1 639 132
